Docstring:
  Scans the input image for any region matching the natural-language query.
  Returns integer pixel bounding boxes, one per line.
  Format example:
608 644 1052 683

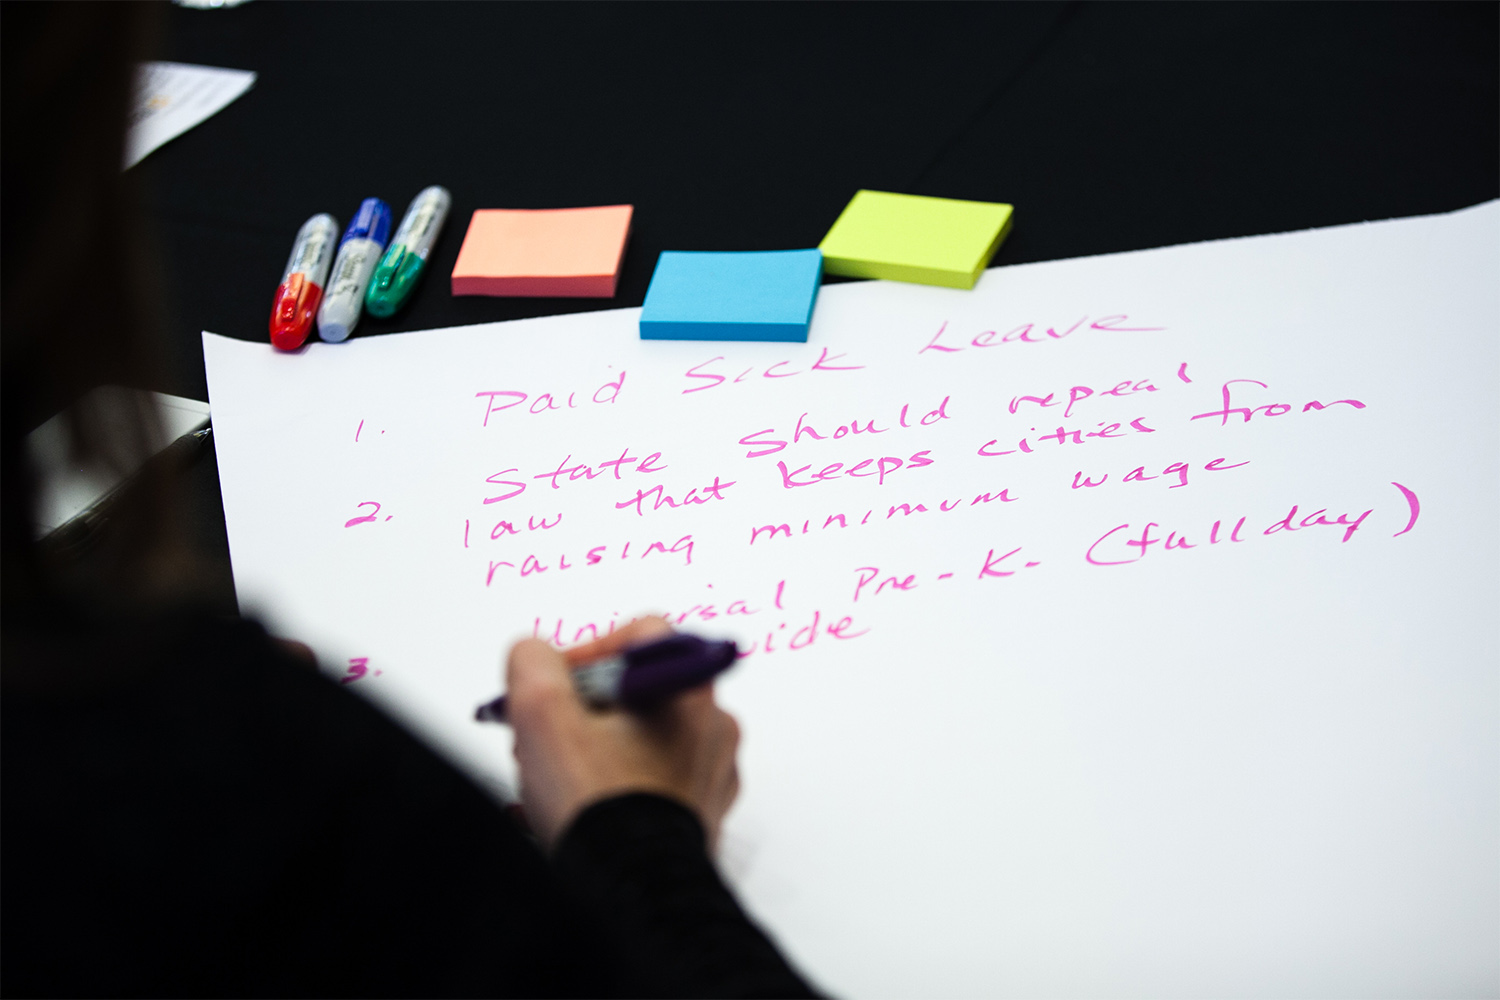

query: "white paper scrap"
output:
28 389 209 536
125 61 255 169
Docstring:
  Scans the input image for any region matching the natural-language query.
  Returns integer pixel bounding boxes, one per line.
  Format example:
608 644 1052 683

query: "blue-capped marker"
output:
317 197 393 343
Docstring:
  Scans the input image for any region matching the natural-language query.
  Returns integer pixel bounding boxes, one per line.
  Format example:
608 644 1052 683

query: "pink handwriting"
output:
340 657 383 683
852 566 918 601
1086 522 1209 565
534 449 667 490
1069 456 1249 491
534 600 760 647
850 547 1041 602
682 347 864 394
532 580 786 646
483 512 563 541
1263 505 1372 542
344 501 393 527
615 477 736 516
1084 496 1392 567
529 598 869 657
919 314 1165 355
979 418 1156 457
483 448 669 504
1390 482 1420 536
1190 379 1366 426
737 397 951 459
475 370 626 426
486 534 696 585
775 449 934 489
736 608 870 656
978 546 1041 578
1009 375 1169 419
748 489 1018 545
535 612 646 646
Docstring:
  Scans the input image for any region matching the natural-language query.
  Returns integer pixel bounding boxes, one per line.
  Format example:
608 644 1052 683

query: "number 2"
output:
344 501 381 527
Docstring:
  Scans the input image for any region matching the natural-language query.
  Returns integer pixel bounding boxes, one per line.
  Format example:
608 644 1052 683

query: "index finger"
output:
562 615 674 668
504 637 587 729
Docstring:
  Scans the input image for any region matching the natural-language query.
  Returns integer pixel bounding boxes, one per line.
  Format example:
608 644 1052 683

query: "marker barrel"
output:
366 185 451 318
270 213 338 351
473 634 738 724
317 198 393 343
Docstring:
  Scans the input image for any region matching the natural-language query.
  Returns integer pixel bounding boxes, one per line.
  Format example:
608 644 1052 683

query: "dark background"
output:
136 1 1497 612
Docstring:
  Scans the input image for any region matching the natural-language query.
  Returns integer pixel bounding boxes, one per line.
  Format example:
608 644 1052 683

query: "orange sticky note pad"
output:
450 205 633 298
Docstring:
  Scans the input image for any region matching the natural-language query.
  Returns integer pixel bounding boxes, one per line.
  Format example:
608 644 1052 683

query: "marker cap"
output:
365 244 425 318
366 186 451 318
343 197 392 247
270 213 338 351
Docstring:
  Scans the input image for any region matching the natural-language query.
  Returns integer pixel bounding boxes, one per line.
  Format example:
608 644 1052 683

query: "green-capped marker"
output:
365 185 451 317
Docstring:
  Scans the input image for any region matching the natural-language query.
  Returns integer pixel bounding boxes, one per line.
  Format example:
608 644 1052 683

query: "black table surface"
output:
139 1 1498 614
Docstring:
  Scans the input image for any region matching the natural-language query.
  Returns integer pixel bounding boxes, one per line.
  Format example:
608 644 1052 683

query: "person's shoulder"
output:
0 601 466 804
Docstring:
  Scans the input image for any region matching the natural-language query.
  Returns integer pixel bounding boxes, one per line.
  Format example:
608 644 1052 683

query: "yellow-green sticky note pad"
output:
818 190 1014 290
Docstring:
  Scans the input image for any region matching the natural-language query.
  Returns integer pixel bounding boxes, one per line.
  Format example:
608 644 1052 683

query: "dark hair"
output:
1 1 174 608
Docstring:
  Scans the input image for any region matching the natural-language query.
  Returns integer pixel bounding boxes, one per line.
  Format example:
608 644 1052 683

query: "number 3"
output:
341 657 369 684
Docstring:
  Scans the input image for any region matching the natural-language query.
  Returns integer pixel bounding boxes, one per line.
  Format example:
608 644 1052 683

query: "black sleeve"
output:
553 794 823 999
2 610 818 999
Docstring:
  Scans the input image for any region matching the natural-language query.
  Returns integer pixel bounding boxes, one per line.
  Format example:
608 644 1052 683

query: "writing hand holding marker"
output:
477 631 738 722
497 619 742 850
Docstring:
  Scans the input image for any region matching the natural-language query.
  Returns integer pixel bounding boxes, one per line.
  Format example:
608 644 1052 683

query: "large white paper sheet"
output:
126 62 255 169
205 202 1500 998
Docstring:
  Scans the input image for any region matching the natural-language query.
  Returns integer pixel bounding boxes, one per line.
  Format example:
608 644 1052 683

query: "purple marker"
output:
475 633 739 724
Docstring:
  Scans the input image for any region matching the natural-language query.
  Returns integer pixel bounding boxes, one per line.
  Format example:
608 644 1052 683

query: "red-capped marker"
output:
269 213 338 350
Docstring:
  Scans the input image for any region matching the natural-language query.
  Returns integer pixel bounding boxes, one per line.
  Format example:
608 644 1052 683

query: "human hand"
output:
504 617 742 851
274 636 316 667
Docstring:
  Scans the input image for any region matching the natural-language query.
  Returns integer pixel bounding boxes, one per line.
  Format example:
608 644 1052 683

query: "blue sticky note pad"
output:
639 249 823 342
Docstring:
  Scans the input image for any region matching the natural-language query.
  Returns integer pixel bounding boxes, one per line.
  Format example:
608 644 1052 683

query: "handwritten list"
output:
205 201 1499 998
